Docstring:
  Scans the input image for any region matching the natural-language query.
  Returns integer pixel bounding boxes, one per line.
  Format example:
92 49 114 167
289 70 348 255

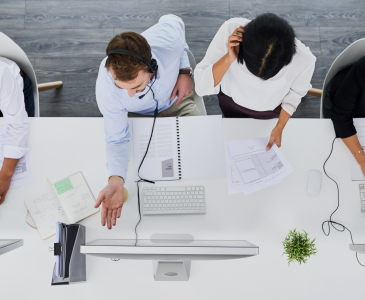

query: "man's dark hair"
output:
105 32 152 82
237 13 296 80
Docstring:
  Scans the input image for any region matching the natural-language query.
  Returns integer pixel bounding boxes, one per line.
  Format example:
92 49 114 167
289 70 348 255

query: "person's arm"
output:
212 26 244 87
95 75 130 229
266 55 316 150
0 158 18 204
194 21 239 96
342 134 365 177
330 57 365 139
0 68 29 205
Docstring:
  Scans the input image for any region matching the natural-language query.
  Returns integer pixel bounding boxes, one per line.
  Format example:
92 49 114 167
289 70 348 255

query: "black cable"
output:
133 86 181 246
322 137 365 267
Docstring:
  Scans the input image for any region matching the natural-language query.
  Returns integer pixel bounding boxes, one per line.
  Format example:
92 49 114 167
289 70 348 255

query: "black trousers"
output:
0 70 35 118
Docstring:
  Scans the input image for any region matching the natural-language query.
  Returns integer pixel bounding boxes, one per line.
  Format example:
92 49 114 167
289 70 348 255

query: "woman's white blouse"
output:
194 18 316 115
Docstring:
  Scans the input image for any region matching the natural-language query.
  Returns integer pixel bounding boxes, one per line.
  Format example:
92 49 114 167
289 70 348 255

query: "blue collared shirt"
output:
96 14 190 181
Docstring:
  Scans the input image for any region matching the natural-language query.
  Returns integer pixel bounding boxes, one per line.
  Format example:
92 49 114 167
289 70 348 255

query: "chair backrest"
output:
188 50 207 115
320 38 365 118
0 32 40 117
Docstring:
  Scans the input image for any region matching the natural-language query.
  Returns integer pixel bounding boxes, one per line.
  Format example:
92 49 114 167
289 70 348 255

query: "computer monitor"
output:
81 234 259 281
0 239 23 255
350 244 365 254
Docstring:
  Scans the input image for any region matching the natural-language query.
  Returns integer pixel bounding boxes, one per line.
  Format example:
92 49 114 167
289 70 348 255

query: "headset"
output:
107 49 158 101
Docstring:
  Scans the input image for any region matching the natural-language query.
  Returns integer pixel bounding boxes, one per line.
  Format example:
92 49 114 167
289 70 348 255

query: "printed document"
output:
0 126 33 188
225 137 293 195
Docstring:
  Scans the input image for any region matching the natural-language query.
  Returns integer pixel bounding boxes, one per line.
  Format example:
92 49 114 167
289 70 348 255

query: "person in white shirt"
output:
0 57 32 204
94 15 200 229
195 13 316 150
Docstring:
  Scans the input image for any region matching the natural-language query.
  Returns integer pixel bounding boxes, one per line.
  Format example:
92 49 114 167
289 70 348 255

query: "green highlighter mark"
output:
54 178 73 195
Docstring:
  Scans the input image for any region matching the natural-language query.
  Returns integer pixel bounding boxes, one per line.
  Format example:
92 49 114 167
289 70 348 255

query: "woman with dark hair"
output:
195 13 316 149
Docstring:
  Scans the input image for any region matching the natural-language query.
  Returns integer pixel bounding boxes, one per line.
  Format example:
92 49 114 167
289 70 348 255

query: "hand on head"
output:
227 26 244 63
95 176 125 229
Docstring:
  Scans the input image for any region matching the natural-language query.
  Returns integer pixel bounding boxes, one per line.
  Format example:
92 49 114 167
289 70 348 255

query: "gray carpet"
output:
1 0 365 117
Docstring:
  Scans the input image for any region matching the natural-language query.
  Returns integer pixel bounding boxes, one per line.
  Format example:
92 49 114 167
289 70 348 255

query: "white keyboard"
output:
142 186 205 215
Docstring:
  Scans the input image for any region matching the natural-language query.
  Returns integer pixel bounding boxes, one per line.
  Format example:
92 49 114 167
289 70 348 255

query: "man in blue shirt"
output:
94 14 200 229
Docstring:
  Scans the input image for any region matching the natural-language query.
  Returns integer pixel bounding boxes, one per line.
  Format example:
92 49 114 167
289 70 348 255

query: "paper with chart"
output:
0 126 33 188
350 119 365 180
225 137 293 195
25 186 70 239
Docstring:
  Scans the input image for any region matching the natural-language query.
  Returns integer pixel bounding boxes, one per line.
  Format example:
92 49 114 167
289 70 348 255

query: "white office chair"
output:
306 38 365 118
0 32 63 117
188 50 207 115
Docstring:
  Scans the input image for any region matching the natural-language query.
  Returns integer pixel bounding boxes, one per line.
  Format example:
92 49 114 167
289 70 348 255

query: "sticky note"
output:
54 178 73 195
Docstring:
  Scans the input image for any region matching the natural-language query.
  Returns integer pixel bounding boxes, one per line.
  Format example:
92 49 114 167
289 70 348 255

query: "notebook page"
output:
178 115 226 180
25 186 70 240
54 172 99 224
132 117 179 181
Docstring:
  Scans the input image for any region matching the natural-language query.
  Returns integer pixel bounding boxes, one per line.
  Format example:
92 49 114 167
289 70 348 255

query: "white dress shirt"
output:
194 18 316 115
0 58 29 159
96 14 190 181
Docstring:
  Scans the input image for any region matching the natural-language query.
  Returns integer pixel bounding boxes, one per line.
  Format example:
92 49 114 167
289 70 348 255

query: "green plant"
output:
282 229 317 265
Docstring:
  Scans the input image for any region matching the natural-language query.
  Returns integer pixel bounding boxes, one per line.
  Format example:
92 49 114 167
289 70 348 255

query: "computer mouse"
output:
307 169 322 195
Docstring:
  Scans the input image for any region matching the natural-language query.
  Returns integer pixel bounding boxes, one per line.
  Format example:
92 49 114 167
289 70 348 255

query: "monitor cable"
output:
133 80 181 246
322 137 365 267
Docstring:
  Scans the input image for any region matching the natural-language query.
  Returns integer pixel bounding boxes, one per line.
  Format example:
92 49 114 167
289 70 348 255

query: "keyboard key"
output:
161 188 165 191
198 196 204 199
200 187 204 190
187 187 191 191
192 187 196 190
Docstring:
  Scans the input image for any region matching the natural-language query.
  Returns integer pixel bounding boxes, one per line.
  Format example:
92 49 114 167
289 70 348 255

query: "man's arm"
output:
95 70 130 229
0 68 29 205
0 158 18 204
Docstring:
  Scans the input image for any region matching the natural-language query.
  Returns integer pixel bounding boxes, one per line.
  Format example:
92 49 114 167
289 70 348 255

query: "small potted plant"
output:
282 229 317 265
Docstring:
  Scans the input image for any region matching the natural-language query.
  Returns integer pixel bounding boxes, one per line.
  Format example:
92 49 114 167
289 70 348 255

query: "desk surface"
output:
1 118 364 300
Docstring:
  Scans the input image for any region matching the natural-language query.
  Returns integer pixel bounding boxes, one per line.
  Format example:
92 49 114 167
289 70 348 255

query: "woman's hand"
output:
227 26 244 63
266 124 284 150
212 26 245 87
266 109 291 150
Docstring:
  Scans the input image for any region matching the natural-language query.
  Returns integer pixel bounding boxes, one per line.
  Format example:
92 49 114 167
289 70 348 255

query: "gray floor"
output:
1 0 365 117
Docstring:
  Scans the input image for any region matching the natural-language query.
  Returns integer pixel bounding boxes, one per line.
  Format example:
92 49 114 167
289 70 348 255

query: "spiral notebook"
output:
132 115 226 181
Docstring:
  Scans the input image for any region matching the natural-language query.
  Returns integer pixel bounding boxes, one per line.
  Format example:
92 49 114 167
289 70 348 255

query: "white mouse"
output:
307 169 322 195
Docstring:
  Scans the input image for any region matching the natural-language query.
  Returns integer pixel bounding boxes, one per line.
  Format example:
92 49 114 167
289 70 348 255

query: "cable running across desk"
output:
322 137 364 267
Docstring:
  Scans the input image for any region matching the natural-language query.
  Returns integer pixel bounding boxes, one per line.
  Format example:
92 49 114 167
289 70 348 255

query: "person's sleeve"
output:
194 21 230 96
0 68 29 159
281 60 316 116
96 87 130 181
158 14 190 69
330 57 365 139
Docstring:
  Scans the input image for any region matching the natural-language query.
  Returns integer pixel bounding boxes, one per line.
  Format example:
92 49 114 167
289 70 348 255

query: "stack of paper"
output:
0 126 33 188
225 137 293 195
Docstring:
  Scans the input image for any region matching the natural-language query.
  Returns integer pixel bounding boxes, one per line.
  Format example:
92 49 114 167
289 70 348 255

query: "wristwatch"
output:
179 67 193 77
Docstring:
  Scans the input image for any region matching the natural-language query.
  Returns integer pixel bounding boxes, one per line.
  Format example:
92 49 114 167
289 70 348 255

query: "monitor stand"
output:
150 233 194 281
153 260 191 281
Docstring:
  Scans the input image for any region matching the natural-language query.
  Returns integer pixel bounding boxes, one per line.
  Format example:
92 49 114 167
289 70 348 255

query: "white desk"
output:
1 118 364 299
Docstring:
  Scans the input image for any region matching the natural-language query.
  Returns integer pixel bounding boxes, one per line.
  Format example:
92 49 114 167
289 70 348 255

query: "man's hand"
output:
266 124 284 150
0 158 19 205
94 176 125 229
0 174 12 205
170 71 193 106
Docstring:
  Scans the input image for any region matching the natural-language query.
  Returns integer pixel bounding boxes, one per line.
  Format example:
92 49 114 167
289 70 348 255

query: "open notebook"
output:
132 115 226 181
25 172 99 239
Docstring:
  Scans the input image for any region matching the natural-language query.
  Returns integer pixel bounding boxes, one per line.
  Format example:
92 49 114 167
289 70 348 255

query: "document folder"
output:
51 223 86 285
